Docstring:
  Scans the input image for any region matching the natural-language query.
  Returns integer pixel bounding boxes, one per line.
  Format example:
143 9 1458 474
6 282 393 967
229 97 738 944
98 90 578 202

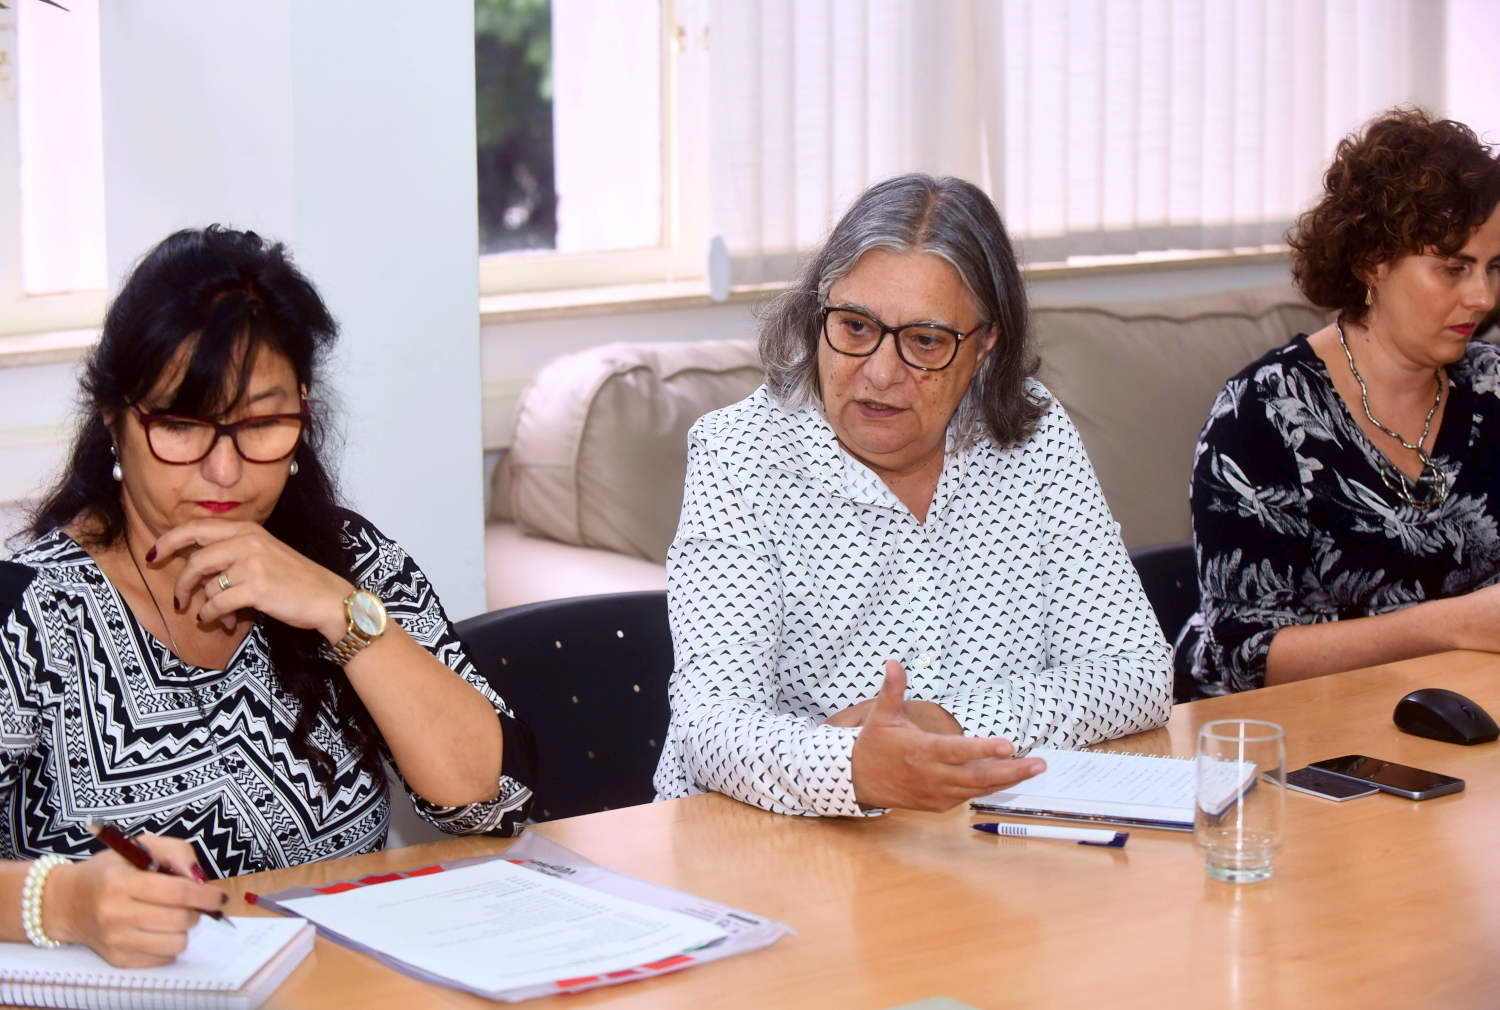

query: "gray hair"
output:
758 173 1044 449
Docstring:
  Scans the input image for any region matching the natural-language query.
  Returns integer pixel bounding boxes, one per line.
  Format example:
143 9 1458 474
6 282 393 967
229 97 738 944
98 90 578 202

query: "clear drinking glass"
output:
1194 719 1286 883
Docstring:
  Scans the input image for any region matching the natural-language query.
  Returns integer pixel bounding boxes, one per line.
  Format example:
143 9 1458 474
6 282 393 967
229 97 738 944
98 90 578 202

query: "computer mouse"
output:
1393 688 1500 745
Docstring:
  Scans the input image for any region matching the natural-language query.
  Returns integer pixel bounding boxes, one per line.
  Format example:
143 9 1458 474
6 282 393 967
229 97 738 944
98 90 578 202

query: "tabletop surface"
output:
228 650 1500 1010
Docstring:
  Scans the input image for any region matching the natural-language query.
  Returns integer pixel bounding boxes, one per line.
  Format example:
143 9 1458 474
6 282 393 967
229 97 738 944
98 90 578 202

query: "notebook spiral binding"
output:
5 968 227 989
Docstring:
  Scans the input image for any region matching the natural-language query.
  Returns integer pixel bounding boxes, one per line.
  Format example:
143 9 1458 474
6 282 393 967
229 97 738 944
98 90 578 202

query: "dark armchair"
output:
455 590 673 821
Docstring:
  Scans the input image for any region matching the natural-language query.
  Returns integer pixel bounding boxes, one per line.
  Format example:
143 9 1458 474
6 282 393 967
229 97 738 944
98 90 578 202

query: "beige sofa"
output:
485 284 1327 610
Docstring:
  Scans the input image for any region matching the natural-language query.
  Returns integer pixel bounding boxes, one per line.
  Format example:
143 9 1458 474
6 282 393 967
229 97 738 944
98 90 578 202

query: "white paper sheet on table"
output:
254 831 792 1002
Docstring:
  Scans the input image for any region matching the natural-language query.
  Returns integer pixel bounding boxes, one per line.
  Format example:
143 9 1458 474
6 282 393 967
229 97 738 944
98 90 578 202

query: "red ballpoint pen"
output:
85 820 235 927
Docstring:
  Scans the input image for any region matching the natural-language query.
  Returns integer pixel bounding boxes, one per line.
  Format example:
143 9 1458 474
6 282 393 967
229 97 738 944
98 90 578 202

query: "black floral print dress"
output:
1179 335 1500 695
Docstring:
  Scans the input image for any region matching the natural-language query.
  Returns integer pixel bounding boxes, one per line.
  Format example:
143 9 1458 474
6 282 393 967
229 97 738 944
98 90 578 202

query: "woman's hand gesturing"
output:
847 660 1045 811
151 520 352 644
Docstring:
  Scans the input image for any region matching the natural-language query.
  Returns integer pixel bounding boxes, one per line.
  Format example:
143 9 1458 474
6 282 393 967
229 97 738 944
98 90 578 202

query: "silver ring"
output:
217 573 232 592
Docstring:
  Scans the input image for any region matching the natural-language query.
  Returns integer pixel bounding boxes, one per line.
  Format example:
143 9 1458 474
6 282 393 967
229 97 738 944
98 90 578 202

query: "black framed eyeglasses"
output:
820 306 988 371
130 400 308 464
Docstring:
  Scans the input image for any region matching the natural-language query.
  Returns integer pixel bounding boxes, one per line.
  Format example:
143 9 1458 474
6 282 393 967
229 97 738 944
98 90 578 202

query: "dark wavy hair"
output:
759 173 1045 450
26 226 382 785
1289 107 1500 323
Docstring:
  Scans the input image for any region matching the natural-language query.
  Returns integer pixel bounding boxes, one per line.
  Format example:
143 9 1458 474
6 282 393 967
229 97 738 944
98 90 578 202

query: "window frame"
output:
0 7 107 341
475 0 711 298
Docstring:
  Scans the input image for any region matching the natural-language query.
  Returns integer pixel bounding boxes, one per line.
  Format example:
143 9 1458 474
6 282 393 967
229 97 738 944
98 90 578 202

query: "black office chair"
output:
455 591 673 821
1128 541 1200 704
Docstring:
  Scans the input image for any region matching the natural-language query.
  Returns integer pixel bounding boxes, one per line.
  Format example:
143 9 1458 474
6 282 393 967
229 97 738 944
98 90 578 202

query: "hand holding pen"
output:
16 823 233 968
86 822 234 927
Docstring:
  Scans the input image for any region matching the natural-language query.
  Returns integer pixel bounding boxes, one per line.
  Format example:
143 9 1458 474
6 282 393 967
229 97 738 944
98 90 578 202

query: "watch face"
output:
349 591 386 637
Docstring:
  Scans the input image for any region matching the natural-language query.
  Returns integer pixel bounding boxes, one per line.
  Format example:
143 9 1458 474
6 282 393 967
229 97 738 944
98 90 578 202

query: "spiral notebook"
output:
0 915 312 1010
971 747 1259 831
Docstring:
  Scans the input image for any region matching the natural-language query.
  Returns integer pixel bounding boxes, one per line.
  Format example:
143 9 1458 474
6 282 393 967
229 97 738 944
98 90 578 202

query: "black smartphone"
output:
1308 755 1465 800
1285 766 1380 801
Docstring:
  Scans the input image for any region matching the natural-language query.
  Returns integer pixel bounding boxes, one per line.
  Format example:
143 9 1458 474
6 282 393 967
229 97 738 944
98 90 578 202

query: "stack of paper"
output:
254 832 791 1002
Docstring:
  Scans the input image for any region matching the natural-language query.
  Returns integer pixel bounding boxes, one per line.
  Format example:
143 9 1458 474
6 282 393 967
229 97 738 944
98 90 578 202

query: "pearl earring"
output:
288 460 299 476
110 445 123 483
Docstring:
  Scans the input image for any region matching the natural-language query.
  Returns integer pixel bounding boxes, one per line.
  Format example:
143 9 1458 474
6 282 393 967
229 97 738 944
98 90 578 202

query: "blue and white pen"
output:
972 822 1128 848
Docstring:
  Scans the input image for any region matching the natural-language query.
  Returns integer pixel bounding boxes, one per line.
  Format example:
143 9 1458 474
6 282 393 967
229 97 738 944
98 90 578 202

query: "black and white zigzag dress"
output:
653 383 1173 816
0 512 534 877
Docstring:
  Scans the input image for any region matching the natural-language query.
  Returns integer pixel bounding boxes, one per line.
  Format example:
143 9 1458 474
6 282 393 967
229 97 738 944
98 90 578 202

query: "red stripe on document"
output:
314 882 361 894
359 873 403 886
557 976 601 987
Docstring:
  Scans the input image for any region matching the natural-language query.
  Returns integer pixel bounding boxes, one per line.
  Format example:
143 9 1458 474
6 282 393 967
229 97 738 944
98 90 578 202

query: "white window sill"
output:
479 246 1290 324
480 278 779 325
0 327 99 369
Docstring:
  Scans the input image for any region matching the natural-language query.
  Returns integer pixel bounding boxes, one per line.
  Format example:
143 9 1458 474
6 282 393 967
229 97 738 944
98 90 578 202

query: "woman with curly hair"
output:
1179 107 1500 695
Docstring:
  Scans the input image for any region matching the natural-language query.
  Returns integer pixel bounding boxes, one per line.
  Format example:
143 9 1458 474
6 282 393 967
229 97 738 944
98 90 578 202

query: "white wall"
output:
1444 0 1500 141
0 357 79 542
92 1 486 619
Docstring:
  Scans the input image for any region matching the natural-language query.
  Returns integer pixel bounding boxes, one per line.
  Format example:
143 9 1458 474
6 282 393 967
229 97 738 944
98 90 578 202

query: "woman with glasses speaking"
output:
0 227 534 966
655 175 1171 817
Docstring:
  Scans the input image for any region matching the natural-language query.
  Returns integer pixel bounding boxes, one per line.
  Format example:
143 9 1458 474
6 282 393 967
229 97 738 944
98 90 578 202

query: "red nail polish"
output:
145 546 157 563
191 866 206 883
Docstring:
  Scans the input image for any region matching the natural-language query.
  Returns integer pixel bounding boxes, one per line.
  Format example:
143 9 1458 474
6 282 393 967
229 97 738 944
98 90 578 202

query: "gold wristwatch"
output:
327 589 388 666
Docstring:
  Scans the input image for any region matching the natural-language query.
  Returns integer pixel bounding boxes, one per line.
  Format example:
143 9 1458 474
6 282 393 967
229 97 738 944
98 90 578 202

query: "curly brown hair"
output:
1289 107 1500 323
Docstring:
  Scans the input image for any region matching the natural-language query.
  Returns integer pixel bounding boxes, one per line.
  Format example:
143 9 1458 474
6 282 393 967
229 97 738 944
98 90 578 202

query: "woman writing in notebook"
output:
654 174 1172 817
1179 109 1500 694
0 226 536 965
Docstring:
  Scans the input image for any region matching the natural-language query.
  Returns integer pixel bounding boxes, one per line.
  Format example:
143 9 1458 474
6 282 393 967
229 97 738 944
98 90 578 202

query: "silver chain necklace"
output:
1336 319 1450 511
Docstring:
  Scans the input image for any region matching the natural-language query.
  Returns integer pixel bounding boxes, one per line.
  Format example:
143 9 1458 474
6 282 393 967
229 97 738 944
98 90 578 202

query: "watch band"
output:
327 627 375 666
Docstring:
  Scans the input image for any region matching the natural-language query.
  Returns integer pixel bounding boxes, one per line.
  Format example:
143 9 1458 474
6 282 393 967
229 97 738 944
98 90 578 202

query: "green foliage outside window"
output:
475 0 556 253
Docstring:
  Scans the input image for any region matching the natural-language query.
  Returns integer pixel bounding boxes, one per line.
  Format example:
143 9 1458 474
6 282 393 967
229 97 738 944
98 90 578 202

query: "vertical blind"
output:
708 0 1448 282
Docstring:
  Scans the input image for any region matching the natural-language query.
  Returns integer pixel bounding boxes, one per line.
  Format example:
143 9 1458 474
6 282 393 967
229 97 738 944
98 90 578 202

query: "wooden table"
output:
237 651 1500 1009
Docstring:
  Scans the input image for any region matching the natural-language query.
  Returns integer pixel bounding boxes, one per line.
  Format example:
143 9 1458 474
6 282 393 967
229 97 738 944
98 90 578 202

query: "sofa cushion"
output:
495 339 763 562
1033 283 1327 549
483 520 667 610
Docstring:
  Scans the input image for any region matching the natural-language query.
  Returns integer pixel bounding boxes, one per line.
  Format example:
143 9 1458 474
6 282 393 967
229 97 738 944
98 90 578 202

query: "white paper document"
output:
972 747 1256 830
276 857 728 993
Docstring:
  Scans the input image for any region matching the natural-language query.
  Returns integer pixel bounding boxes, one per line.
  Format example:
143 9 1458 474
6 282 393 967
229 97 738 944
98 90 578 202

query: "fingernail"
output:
191 866 206 883
145 546 157 563
220 892 229 906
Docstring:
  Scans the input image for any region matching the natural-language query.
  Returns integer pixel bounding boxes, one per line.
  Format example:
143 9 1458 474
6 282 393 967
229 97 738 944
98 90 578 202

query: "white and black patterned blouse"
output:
653 383 1173 816
1180 336 1500 695
0 512 535 877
